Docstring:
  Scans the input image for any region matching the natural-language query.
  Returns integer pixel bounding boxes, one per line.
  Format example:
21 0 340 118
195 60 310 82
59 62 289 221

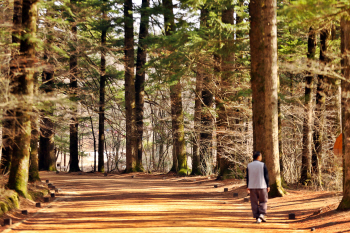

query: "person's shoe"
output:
259 214 266 222
256 218 262 224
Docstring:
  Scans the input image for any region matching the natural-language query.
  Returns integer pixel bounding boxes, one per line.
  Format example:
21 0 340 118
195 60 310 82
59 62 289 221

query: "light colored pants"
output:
249 188 268 218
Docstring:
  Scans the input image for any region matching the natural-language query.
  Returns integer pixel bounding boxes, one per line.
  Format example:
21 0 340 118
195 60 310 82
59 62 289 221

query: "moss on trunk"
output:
8 0 38 198
269 182 285 198
0 190 20 215
8 109 32 198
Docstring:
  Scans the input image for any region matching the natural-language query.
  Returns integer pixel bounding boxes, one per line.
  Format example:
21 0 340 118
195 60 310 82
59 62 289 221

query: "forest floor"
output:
0 171 349 232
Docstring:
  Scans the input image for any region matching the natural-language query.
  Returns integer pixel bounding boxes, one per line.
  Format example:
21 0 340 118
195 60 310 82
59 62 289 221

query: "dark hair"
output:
253 151 261 160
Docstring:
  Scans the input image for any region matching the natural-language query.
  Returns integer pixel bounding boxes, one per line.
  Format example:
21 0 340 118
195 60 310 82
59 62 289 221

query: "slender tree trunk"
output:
312 28 331 186
169 81 187 173
332 24 342 134
124 0 137 172
165 0 177 173
192 69 202 175
135 0 149 172
1 112 14 173
29 111 40 181
250 0 284 197
90 116 97 172
29 74 40 182
64 152 66 169
192 9 207 175
69 1 80 172
216 6 235 178
8 0 37 197
200 78 214 175
300 27 316 185
1 0 23 173
39 60 56 171
163 0 187 174
199 8 214 175
98 6 107 173
278 81 284 178
338 15 350 210
150 104 156 169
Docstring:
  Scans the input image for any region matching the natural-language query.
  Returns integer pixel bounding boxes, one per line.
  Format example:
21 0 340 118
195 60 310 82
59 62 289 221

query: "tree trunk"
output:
338 15 350 210
98 7 107 173
150 104 156 169
312 28 331 186
29 72 40 182
278 82 284 178
7 0 37 197
300 27 316 185
192 69 203 175
250 0 265 157
191 8 207 175
90 116 97 172
124 0 137 172
163 0 187 174
1 111 14 174
39 116 55 170
216 6 235 178
29 83 40 182
69 3 80 172
250 0 284 197
39 61 56 171
135 0 149 172
199 8 214 176
165 0 177 173
1 0 23 174
200 77 214 175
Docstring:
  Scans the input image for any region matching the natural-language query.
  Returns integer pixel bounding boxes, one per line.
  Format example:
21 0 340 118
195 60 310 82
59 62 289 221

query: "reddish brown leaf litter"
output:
0 172 349 232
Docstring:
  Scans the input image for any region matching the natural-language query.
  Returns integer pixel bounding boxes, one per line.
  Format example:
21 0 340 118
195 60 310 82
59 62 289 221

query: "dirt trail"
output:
5 172 305 233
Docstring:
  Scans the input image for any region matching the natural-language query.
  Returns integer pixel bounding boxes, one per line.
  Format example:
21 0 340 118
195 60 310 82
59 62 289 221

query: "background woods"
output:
0 0 350 209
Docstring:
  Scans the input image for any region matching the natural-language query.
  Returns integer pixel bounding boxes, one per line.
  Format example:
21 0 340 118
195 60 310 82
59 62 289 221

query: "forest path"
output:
8 172 304 233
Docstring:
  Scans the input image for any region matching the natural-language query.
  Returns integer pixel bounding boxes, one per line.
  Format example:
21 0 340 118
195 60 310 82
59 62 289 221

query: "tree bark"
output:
135 0 149 172
98 5 107 173
250 0 265 156
250 0 284 197
300 27 316 185
338 15 350 210
312 28 331 186
216 6 235 178
278 82 284 178
200 78 214 175
1 0 23 174
69 1 80 172
192 69 202 175
191 8 207 175
124 0 137 172
8 0 37 197
163 0 187 174
39 60 56 171
29 74 40 182
90 116 97 172
30 116 40 182
1 112 14 173
199 8 213 175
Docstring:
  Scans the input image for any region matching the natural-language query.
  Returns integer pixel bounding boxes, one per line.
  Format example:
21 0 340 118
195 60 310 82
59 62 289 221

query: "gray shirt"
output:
246 160 269 189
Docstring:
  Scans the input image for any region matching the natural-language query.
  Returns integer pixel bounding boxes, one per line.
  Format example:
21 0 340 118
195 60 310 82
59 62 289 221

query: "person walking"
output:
246 151 270 223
